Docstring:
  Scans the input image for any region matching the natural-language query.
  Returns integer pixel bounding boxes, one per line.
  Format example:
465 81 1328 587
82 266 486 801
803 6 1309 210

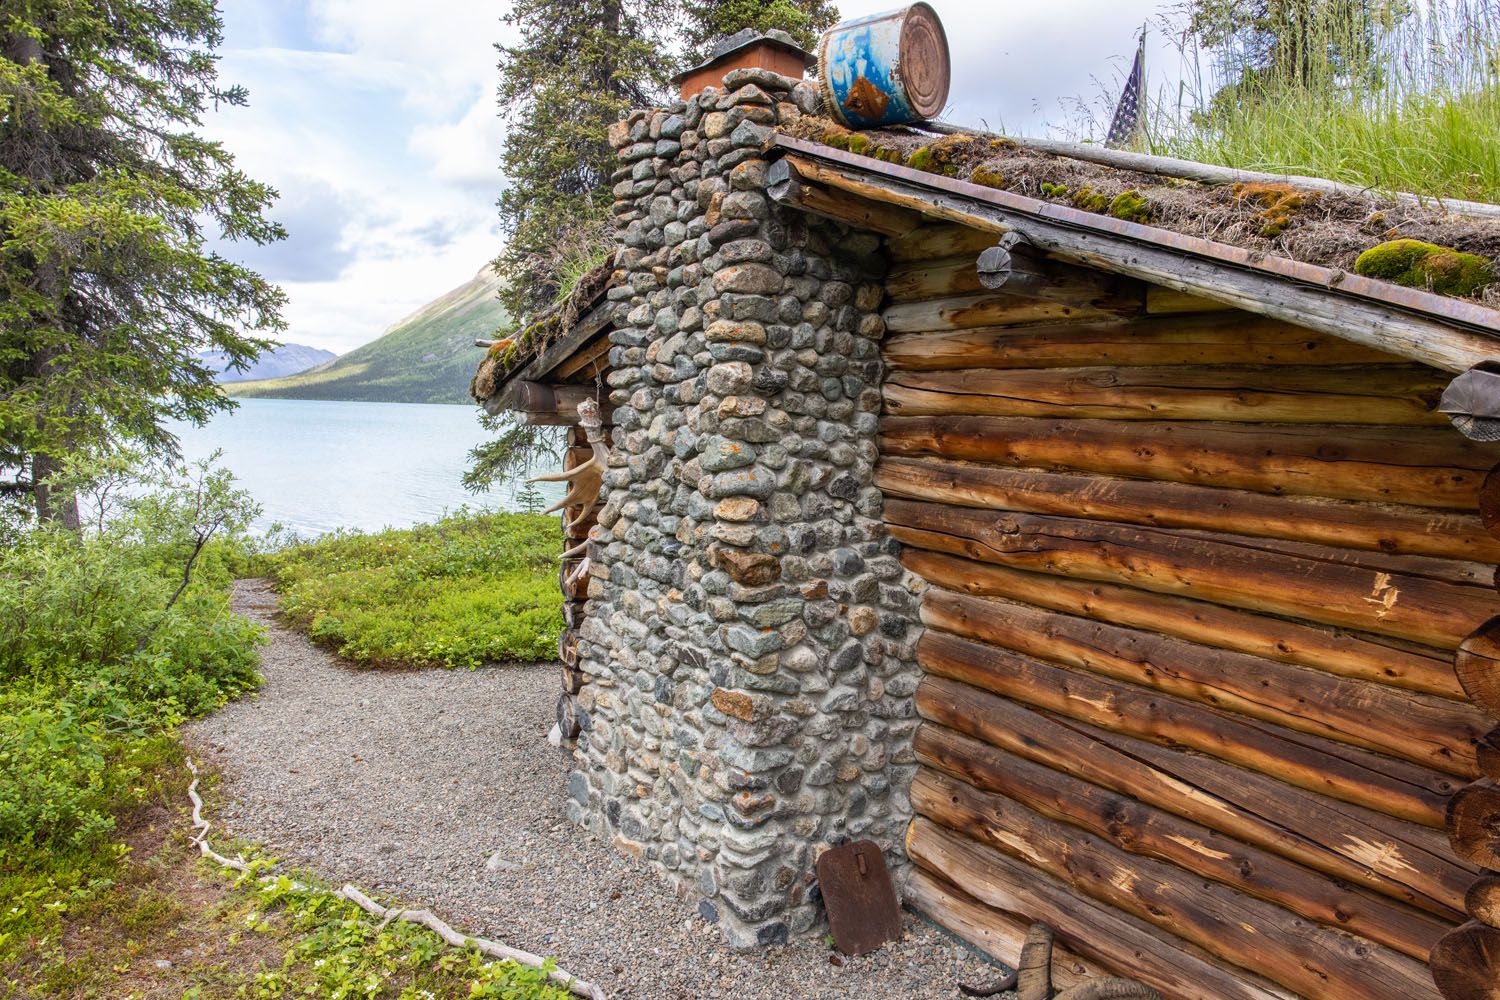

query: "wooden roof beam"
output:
766 137 1500 375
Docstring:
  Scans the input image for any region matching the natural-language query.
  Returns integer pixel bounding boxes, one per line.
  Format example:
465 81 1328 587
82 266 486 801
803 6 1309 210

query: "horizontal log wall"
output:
880 224 1500 1000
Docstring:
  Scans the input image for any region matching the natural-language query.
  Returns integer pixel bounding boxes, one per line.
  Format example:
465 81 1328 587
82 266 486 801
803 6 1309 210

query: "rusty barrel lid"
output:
818 3 951 130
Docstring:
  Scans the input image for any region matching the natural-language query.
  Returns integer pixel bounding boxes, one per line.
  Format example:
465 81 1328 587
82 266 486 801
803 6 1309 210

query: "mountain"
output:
226 267 509 405
204 343 335 383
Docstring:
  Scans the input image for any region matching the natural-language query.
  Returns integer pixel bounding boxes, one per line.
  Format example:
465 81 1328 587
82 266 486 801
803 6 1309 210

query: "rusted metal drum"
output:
817 3 951 129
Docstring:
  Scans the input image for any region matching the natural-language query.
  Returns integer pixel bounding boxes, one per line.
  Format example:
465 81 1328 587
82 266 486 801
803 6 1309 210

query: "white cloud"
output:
211 0 1170 357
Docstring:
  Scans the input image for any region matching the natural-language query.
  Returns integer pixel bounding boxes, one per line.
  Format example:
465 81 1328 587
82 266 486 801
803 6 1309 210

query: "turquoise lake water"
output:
169 398 558 537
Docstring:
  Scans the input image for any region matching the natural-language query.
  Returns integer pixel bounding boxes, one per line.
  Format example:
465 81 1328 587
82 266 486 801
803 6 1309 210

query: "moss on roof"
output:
782 115 1500 304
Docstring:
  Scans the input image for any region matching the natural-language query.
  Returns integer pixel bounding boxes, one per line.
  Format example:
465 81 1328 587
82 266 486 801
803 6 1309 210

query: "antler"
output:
529 396 610 541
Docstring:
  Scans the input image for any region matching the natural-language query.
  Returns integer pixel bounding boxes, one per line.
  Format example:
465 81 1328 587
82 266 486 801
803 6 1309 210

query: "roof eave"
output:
768 133 1500 375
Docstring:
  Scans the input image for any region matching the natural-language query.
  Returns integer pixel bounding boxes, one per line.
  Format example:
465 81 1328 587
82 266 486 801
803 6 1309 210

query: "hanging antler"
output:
530 396 609 539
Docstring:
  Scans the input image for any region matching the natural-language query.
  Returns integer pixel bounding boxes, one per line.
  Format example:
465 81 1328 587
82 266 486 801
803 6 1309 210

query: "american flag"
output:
1106 32 1146 148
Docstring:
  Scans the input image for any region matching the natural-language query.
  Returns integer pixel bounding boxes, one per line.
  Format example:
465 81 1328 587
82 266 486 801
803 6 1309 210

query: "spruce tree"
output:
492 0 676 318
0 1 285 527
680 0 840 63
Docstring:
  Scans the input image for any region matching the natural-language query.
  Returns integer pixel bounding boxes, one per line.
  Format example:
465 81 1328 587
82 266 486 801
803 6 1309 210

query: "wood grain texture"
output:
911 772 1444 998
883 365 1447 424
915 674 1474 915
1430 921 1500 1000
1466 876 1500 926
1446 779 1500 869
900 549 1465 698
888 501 1500 647
913 724 1451 959
904 869 1103 992
1456 616 1500 717
880 415 1500 508
918 628 1457 827
879 458 1500 564
882 290 1129 332
883 313 1408 371
906 818 1299 1000
921 585 1485 774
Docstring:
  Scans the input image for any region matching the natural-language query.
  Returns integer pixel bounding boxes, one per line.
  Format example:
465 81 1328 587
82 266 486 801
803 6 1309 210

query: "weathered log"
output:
1447 779 1500 868
1456 617 1500 717
901 549 1466 699
880 458 1500 565
1479 727 1500 782
1430 921 1500 1000
553 335 612 381
775 146 1500 375
558 628 579 666
915 725 1451 959
923 586 1484 774
883 290 1127 333
556 693 581 740
1016 923 1053 1000
890 501 1500 647
883 312 1406 371
509 381 602 421
765 158 926 238
918 629 1456 827
915 675 1473 916
560 560 589 601
562 600 587 629
888 222 1007 263
1145 285 1238 314
906 818 1308 1000
883 365 1447 425
880 415 1500 509
1477 466 1500 537
1467 876 1500 927
884 251 1138 312
912 778 1444 999
562 665 585 695
905 870 1102 992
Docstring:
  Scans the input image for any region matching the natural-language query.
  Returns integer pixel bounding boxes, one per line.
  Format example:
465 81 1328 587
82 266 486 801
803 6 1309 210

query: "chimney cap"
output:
670 28 816 86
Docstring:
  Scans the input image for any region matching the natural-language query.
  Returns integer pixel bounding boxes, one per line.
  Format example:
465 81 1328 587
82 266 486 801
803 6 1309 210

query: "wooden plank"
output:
911 794 1443 1000
554 334 612 381
887 222 1003 263
914 727 1451 960
883 251 1139 311
915 675 1474 915
922 585 1485 775
883 365 1448 425
883 313 1409 371
900 548 1466 699
907 819 1301 1000
1147 285 1239 314
904 870 1103 992
918 629 1456 826
888 501 1500 647
880 415 1500 508
773 143 1500 374
878 457 1500 564
882 290 1128 333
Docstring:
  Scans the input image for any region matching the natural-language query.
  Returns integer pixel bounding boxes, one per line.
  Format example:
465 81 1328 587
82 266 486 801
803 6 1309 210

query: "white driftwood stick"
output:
183 758 606 1000
335 885 607 1000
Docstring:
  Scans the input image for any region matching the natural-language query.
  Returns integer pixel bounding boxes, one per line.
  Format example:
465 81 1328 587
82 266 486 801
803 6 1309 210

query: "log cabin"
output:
471 31 1500 1000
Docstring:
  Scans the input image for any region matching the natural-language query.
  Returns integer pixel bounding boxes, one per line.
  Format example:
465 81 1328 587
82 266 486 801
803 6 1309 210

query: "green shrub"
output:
265 510 565 667
0 455 263 963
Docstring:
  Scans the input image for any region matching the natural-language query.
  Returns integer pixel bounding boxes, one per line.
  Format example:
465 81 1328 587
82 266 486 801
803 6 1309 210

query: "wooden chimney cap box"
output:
672 28 816 100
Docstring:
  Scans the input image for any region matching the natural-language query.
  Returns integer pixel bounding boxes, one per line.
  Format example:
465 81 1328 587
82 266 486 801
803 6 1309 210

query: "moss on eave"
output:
1354 239 1497 297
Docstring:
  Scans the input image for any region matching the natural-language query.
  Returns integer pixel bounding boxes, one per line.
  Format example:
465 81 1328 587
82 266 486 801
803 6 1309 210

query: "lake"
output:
170 398 559 537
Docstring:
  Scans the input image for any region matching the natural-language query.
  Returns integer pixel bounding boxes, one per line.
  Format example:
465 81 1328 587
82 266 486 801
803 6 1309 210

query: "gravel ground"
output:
187 579 1002 999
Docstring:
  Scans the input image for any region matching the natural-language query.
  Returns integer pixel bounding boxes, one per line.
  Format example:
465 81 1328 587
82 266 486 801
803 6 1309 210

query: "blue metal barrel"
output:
817 3 951 130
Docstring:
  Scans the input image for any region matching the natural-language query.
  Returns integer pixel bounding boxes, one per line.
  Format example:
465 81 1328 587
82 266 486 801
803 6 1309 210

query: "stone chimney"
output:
671 28 816 101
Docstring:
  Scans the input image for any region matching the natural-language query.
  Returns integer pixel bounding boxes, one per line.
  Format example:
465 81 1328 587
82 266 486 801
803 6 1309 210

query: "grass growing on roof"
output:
1148 0 1500 204
262 510 564 668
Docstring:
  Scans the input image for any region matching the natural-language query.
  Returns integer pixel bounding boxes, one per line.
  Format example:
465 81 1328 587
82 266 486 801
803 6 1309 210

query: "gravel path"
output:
187 579 1000 1000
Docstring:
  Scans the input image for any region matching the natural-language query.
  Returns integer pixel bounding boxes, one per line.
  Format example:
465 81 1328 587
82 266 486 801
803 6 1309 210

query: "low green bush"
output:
0 455 263 967
264 510 565 667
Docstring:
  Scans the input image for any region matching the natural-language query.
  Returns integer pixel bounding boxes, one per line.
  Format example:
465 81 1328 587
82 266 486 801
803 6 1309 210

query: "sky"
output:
209 0 1180 355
